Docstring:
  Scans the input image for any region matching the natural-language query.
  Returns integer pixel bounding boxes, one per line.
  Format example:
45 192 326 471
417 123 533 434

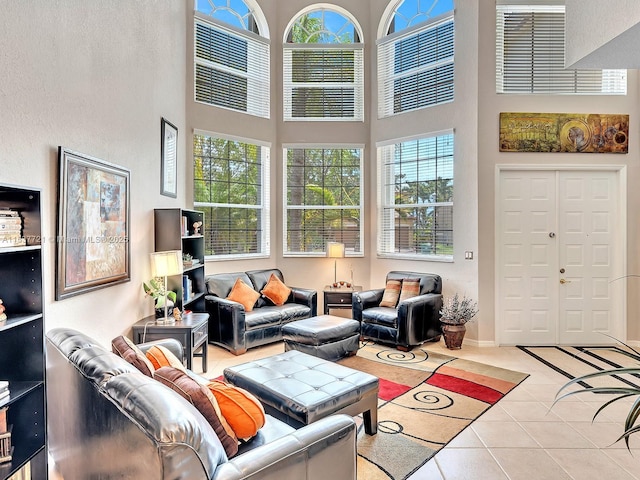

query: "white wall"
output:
0 1 187 345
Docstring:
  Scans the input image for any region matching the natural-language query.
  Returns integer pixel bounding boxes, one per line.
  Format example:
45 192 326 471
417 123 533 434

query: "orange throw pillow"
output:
207 380 266 440
399 278 421 303
226 278 260 312
261 273 292 306
379 279 402 307
145 345 185 371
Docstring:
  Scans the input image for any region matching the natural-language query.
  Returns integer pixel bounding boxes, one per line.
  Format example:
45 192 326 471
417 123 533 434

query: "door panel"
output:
497 169 623 345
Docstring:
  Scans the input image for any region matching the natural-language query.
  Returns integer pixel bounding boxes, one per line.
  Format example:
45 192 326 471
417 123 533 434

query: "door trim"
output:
494 164 628 346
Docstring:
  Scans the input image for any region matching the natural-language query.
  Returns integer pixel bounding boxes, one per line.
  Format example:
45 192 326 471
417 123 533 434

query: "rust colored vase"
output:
442 323 466 349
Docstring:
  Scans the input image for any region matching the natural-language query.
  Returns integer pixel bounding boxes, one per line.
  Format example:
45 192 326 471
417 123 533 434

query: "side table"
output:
132 312 209 373
323 285 362 315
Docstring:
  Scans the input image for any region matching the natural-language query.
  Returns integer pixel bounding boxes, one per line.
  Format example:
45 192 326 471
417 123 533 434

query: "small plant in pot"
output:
143 277 177 318
439 293 478 349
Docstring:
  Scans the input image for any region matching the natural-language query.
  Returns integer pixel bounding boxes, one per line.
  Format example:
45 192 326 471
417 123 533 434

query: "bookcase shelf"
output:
0 184 46 479
154 209 206 312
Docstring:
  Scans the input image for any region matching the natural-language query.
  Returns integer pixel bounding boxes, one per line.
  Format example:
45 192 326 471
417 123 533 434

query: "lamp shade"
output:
326 242 345 259
150 250 183 277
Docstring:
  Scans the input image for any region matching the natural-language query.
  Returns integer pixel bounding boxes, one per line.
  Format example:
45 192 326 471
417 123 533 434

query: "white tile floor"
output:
50 339 640 480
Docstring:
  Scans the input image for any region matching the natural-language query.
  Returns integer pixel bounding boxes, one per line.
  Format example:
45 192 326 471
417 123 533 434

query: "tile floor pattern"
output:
50 340 640 480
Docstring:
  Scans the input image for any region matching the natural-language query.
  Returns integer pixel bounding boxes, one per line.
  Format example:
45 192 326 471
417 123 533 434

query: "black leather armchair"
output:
205 268 317 355
352 271 443 351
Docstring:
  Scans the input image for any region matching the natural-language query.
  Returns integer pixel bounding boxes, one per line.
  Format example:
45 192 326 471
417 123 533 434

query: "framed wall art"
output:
56 147 130 300
499 112 629 153
161 117 178 197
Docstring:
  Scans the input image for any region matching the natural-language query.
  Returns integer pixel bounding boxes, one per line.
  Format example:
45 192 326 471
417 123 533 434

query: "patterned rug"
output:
518 345 640 389
338 343 529 480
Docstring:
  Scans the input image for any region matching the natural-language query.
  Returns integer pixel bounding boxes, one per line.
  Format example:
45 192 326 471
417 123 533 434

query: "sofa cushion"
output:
379 279 402 308
111 336 154 377
154 366 239 458
207 380 266 441
260 273 292 306
206 272 252 297
399 278 421 303
227 278 261 312
362 307 398 328
145 345 185 371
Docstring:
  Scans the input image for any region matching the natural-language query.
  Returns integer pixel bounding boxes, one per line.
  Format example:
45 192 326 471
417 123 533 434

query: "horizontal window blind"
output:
284 45 364 121
496 5 626 94
194 132 270 258
195 18 270 118
378 16 454 118
378 133 454 259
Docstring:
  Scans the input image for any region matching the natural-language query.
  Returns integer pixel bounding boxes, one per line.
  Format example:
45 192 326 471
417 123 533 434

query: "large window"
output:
284 7 364 121
194 0 270 118
496 3 626 94
378 0 454 118
284 146 363 255
194 132 270 259
378 132 453 260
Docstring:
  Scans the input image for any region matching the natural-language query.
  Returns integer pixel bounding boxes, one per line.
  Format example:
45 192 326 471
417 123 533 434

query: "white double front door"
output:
497 168 625 345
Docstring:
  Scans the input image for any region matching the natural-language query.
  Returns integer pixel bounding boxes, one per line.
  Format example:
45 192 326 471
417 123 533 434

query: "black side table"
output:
323 285 362 315
132 312 209 373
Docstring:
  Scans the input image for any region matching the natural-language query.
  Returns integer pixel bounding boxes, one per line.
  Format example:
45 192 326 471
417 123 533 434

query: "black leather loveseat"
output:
205 268 317 355
46 328 357 480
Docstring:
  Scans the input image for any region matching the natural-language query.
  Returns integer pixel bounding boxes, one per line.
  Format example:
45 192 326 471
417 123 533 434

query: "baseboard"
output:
461 338 497 348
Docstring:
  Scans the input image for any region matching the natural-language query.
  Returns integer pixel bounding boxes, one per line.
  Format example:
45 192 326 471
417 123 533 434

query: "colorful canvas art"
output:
499 112 628 153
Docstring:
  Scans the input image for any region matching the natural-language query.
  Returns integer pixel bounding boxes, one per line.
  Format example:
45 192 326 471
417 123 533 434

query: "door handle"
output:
559 278 571 284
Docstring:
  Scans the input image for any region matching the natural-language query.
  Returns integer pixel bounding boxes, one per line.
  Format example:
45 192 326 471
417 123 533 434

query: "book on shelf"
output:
0 210 19 216
0 390 9 401
0 218 21 226
0 237 26 247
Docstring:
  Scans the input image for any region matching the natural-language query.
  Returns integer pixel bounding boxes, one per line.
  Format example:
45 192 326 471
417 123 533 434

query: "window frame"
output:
193 130 271 261
377 130 454 262
282 144 365 257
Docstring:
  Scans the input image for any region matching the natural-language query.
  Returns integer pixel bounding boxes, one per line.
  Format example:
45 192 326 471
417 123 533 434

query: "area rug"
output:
338 343 529 480
518 345 640 389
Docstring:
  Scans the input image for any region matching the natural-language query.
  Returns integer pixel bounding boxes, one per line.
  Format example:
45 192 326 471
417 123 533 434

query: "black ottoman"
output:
282 315 360 361
224 350 378 435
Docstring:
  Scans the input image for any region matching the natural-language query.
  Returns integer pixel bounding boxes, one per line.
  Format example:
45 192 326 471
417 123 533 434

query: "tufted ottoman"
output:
223 350 378 435
281 315 361 361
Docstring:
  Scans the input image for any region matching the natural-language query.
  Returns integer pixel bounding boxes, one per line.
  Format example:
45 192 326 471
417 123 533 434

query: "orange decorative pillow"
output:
111 335 155 377
207 380 266 440
399 278 421 303
379 279 402 307
226 278 261 312
260 273 292 306
154 367 239 458
145 345 185 371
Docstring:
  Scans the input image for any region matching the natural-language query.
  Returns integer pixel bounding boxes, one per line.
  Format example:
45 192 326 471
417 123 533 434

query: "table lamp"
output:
326 242 345 285
150 250 183 324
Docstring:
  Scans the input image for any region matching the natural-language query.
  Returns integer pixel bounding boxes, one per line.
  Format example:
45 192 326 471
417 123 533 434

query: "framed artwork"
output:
161 117 178 197
56 147 130 300
499 112 629 153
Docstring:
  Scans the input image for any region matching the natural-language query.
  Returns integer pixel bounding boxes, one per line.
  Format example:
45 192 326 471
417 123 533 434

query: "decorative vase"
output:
442 323 466 349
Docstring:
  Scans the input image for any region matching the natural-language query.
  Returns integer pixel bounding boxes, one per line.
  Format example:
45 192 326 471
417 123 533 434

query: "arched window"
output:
378 0 454 118
194 0 270 118
283 6 364 121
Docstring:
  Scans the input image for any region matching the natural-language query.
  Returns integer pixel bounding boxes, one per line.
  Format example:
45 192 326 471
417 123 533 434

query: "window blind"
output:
283 45 364 121
377 132 454 259
378 16 454 119
496 5 626 94
195 17 270 118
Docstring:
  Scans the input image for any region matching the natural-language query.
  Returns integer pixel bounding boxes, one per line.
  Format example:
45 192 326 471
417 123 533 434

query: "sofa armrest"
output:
290 287 317 316
137 338 184 362
397 293 443 346
212 414 356 480
205 295 248 355
351 289 384 322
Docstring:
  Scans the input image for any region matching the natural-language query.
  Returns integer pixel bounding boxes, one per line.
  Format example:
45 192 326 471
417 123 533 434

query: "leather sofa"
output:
352 271 443 350
205 268 317 355
46 328 357 480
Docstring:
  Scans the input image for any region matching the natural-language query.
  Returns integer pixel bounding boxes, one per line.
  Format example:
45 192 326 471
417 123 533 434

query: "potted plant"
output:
554 339 640 450
439 293 478 349
143 277 177 318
